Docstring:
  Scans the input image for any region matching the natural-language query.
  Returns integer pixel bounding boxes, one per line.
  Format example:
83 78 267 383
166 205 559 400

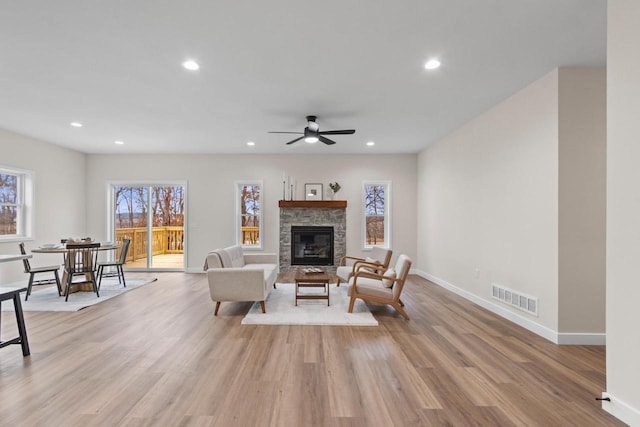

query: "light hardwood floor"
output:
0 273 624 426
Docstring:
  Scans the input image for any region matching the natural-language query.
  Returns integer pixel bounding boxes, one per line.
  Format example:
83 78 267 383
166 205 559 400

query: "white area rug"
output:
241 282 378 326
0 277 157 312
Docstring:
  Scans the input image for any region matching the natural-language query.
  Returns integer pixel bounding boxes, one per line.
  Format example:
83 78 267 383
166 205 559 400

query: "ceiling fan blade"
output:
269 131 304 134
318 129 356 135
286 136 305 145
319 135 337 145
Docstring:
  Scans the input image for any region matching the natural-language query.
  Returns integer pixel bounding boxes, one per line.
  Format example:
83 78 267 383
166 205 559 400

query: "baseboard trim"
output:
186 268 206 274
601 392 640 426
414 270 605 345
557 332 605 345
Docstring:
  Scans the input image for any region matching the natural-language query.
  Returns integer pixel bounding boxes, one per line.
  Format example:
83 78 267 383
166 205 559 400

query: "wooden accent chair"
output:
347 254 412 320
63 243 100 301
97 238 130 289
19 242 62 301
336 246 392 287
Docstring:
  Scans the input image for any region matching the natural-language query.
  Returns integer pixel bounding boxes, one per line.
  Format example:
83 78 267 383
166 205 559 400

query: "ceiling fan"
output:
269 115 356 145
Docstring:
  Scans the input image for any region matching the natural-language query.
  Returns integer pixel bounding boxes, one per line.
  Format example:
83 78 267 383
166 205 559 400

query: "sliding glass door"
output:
110 183 185 270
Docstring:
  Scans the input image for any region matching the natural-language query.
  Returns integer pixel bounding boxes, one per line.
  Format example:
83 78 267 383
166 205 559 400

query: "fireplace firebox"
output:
291 226 334 266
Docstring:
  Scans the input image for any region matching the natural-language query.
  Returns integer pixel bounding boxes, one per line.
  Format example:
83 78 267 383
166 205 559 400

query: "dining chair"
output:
19 242 62 301
63 243 100 301
97 238 130 289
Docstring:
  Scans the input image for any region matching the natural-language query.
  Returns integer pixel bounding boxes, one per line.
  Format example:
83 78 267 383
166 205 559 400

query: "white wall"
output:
84 153 417 271
0 129 87 284
417 70 560 333
604 1 640 424
417 68 607 343
558 68 606 335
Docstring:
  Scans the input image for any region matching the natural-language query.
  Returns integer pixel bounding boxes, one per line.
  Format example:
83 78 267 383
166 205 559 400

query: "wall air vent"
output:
491 283 538 317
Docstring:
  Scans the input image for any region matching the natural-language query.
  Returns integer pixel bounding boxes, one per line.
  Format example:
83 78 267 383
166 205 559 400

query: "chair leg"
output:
25 274 35 301
97 265 103 289
54 270 62 296
214 301 221 316
273 282 276 289
64 275 72 302
336 278 341 287
259 301 266 313
398 298 405 307
393 302 410 320
114 265 122 284
348 294 357 313
90 272 99 298
119 265 126 287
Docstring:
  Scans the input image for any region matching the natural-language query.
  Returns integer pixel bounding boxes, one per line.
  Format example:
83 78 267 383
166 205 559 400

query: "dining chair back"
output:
63 243 100 301
19 242 62 301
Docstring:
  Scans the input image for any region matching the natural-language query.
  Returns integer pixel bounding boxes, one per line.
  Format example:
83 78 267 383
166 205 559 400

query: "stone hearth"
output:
279 201 346 274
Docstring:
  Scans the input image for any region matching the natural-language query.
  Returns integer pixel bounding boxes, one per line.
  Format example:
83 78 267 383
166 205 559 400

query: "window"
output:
110 183 186 270
363 181 390 249
0 166 33 240
237 181 262 248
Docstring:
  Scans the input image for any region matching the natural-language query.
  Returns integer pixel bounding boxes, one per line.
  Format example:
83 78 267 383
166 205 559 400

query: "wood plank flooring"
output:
0 273 624 426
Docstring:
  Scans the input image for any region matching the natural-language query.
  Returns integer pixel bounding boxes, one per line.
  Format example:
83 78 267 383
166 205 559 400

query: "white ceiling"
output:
0 1 606 155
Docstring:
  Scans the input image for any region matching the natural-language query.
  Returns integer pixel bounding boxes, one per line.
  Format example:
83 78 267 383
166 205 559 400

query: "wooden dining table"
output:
31 243 120 293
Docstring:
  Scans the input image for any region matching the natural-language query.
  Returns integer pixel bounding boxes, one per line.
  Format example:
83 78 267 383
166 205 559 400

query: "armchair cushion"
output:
382 268 396 287
347 276 393 299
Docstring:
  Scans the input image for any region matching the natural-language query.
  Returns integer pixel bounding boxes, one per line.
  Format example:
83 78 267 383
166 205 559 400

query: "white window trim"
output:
362 180 391 250
235 180 263 250
0 165 34 242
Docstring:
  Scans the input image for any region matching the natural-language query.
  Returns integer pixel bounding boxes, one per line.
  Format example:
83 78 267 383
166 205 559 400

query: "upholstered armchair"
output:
335 246 392 287
347 254 412 320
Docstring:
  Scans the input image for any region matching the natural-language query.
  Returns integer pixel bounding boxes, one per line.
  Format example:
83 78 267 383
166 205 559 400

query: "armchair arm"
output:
339 255 365 267
353 270 386 281
352 260 384 273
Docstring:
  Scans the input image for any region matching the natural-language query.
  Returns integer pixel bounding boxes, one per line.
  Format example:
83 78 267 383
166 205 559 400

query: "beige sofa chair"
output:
347 254 412 320
205 245 278 315
335 246 392 287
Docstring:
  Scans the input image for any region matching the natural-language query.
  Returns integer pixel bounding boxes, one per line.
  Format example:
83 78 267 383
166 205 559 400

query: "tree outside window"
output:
1 167 32 240
238 183 262 247
0 173 18 236
363 181 390 248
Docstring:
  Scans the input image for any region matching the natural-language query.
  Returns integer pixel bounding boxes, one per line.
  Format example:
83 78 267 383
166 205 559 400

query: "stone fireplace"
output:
279 200 346 274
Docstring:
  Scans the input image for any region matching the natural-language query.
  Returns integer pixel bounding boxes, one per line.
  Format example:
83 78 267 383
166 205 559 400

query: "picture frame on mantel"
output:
305 183 323 200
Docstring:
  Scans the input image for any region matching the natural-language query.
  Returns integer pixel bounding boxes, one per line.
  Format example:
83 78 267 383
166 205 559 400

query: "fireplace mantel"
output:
278 200 347 208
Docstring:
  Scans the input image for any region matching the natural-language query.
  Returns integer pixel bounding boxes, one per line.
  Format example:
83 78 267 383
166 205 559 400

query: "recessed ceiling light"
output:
424 59 441 70
366 141 375 146
182 60 200 71
114 140 124 145
70 122 83 128
246 141 255 146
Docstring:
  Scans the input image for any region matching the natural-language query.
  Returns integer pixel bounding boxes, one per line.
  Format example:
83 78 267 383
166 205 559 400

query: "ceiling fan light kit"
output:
269 115 356 146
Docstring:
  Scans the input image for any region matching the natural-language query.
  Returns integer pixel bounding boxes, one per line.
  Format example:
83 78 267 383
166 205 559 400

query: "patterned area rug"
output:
0 277 157 312
241 282 378 326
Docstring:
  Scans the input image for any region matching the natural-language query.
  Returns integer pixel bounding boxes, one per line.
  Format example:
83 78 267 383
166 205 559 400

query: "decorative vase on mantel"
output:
329 182 341 200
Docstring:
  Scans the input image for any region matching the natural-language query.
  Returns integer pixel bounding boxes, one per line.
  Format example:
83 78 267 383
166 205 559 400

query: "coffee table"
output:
294 268 330 306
